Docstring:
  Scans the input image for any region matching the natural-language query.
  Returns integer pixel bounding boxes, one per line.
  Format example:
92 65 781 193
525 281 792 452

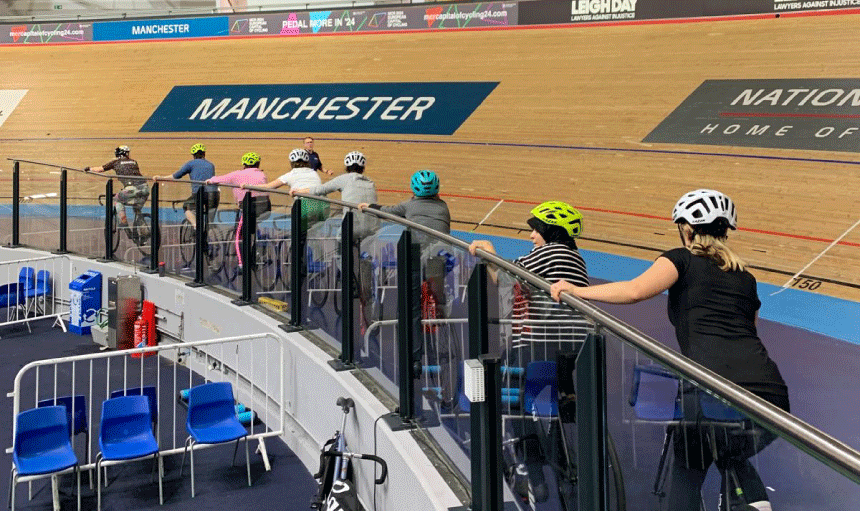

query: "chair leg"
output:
180 436 190 476
96 459 102 511
10 473 15 511
9 469 15 511
76 466 80 511
190 442 196 498
245 438 251 487
157 454 164 506
232 438 240 466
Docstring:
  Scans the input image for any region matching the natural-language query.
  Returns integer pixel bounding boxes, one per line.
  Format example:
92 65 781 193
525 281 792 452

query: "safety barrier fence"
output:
7 333 285 482
4 157 860 510
0 253 70 335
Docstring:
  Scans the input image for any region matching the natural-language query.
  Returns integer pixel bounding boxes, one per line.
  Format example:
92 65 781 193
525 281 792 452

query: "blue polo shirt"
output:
308 151 323 171
173 159 217 194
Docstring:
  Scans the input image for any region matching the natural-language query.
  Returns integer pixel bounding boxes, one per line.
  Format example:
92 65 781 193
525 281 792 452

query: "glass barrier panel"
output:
602 328 860 511
303 197 341 349
17 163 59 252
67 170 106 258
493 279 595 510
205 187 242 294
352 220 405 398
253 193 291 321
412 240 477 485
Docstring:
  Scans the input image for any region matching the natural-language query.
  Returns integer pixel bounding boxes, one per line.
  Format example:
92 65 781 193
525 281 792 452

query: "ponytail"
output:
680 223 746 272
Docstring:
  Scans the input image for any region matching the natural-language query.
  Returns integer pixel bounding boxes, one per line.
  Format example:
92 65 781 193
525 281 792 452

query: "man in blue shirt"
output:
155 143 219 229
304 136 333 176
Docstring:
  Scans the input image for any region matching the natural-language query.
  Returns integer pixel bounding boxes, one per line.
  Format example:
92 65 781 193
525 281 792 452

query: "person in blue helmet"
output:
357 169 450 242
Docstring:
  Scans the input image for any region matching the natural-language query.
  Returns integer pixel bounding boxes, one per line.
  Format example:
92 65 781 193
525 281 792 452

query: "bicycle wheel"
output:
254 233 280 293
206 223 226 275
179 220 195 267
133 213 152 256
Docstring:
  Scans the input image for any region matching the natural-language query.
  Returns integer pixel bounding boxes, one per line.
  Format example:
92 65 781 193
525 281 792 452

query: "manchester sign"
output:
643 79 860 153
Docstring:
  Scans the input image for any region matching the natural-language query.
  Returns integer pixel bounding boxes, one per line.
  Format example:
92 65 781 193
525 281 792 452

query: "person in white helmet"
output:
291 151 378 238
251 148 329 230
551 189 788 511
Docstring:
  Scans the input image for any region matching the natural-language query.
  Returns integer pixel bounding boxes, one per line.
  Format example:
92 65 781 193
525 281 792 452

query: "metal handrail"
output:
8 157 860 482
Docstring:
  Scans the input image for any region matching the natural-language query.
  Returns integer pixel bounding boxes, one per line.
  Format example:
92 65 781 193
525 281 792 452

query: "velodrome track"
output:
1 11 858 302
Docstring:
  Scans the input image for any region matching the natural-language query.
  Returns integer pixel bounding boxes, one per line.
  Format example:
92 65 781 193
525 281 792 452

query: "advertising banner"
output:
92 16 229 41
519 0 858 26
140 82 499 135
227 2 517 36
643 79 860 153
1 22 91 44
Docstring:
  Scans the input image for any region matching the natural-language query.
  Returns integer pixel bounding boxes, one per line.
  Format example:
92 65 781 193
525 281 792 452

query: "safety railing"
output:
4 157 860 510
8 333 286 477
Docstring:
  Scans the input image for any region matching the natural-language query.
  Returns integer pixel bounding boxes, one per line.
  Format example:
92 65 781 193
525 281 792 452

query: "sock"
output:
748 501 772 511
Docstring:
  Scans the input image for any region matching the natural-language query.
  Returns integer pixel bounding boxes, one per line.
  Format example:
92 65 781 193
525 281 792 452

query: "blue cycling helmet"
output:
410 170 439 197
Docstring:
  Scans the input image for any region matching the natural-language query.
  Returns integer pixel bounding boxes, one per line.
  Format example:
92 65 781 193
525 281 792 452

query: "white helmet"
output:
289 148 310 163
344 151 366 167
672 189 737 229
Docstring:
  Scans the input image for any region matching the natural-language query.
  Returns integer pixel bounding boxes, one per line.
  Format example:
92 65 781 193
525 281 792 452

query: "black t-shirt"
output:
661 247 786 397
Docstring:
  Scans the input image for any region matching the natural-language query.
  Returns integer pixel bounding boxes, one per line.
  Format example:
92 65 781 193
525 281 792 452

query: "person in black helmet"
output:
85 145 148 227
551 189 788 511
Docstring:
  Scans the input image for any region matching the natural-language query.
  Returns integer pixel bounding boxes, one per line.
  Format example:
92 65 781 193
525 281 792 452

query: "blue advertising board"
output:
140 82 499 135
93 16 229 41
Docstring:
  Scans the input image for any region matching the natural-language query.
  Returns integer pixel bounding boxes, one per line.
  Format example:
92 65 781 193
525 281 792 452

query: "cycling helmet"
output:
115 145 130 158
529 201 583 238
289 148 310 163
672 189 737 230
344 151 366 168
241 152 261 166
190 143 206 155
410 170 439 197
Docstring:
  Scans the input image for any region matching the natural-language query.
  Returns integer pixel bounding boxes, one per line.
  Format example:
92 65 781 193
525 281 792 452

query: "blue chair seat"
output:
14 445 78 476
188 415 247 444
100 433 158 461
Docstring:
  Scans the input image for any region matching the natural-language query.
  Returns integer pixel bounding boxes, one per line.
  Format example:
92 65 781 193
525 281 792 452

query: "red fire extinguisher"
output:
132 314 147 358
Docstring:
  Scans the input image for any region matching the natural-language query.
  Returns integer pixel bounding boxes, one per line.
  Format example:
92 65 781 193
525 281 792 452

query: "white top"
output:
276 167 321 190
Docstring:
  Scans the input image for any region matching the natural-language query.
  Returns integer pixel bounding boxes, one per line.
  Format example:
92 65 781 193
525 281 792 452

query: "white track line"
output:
471 199 505 232
770 217 860 296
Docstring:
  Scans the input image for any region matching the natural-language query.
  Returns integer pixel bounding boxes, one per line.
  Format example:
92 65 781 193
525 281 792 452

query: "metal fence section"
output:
0 254 71 335
7 333 286 476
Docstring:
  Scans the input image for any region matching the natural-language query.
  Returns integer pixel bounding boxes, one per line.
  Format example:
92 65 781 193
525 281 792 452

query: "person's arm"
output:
379 201 407 218
308 175 344 196
468 240 500 283
172 162 192 180
85 159 114 173
550 256 679 304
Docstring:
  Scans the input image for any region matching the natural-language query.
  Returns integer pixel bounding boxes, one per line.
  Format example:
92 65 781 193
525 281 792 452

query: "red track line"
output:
378 188 860 248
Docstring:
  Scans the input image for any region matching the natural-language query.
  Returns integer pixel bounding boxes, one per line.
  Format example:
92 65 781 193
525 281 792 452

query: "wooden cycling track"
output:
2 11 859 301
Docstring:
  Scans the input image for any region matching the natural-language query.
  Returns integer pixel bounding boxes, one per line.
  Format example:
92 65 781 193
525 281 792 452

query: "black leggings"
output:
666 387 790 511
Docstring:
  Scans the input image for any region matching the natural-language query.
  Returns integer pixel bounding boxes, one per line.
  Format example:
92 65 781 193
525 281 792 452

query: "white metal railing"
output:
8 333 285 478
0 254 71 335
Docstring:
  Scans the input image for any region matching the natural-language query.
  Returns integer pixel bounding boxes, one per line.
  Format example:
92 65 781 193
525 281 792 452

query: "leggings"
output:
234 197 271 267
666 386 789 511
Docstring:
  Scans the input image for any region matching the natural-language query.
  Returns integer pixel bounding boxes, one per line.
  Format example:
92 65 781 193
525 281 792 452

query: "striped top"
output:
511 242 591 349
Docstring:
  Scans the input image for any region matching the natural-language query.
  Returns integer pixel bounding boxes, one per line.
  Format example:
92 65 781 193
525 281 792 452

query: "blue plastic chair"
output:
24 270 51 315
180 381 250 497
110 386 158 428
9 406 80 511
523 361 559 417
96 395 162 510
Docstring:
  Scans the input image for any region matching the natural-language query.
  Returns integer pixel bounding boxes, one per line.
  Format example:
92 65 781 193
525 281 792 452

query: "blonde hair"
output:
680 223 746 272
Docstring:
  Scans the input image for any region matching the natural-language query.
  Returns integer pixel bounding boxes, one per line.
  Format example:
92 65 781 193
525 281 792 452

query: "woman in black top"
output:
551 189 788 511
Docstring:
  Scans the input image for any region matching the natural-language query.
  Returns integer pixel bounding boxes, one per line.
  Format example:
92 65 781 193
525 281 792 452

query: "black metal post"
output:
468 263 489 358
284 199 304 329
473 356 503 511
577 332 608 511
101 179 114 261
397 230 421 422
10 161 19 247
466 263 493 508
144 181 159 273
329 211 355 371
232 193 254 306
187 187 206 287
55 168 68 254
